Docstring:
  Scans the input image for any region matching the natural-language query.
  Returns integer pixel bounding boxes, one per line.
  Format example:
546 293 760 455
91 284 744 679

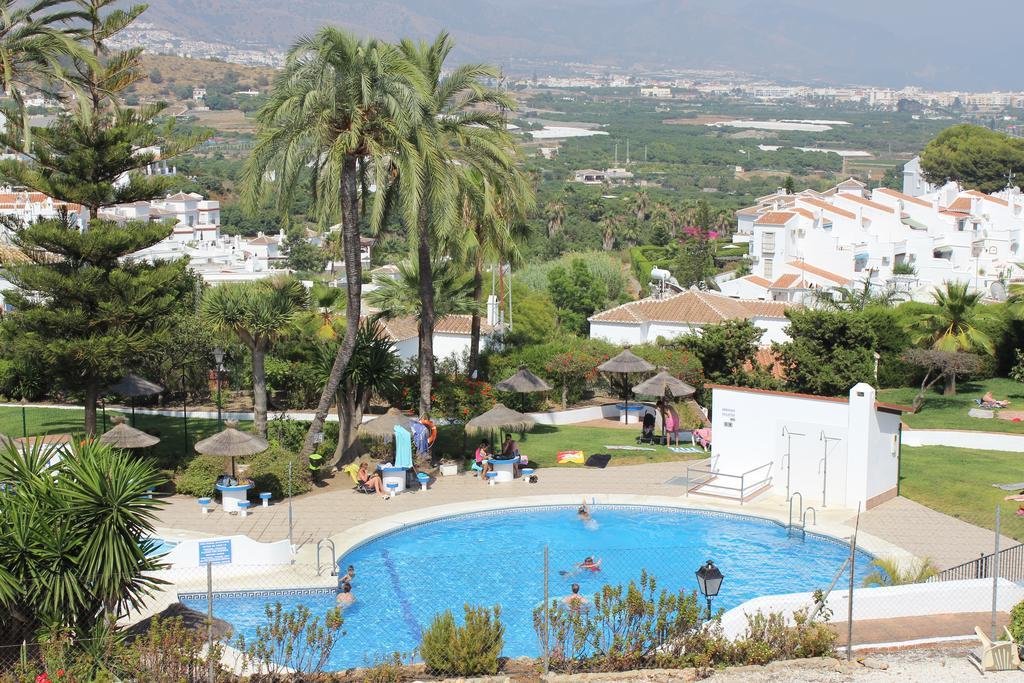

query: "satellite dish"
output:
991 281 1008 301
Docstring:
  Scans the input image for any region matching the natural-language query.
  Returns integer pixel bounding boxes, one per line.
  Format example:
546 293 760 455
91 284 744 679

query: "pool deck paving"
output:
154 460 1001 571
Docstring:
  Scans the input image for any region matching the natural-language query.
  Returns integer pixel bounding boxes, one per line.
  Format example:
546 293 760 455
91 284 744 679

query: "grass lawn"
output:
0 406 237 471
878 378 1024 434
438 423 706 469
901 444 1024 542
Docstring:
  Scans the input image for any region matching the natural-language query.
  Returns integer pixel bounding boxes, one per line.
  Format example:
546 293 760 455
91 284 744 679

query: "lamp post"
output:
695 559 725 620
213 347 225 431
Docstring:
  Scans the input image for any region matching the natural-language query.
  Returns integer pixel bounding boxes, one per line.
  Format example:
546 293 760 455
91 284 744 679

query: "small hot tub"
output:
615 403 648 424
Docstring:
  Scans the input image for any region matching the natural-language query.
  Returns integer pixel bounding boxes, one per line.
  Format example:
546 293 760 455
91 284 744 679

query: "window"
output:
762 232 776 254
763 258 774 279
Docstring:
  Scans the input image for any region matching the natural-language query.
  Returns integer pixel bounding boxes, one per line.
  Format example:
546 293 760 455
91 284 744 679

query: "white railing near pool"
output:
684 461 773 505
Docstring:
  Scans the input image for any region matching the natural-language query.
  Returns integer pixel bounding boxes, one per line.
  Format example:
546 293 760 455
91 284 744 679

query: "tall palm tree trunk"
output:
332 381 363 466
252 345 268 437
468 254 484 378
417 205 435 418
300 155 363 457
84 382 99 437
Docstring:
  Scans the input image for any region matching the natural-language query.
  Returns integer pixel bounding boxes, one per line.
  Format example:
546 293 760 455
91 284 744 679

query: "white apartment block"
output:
722 165 1024 304
101 191 221 243
0 187 86 232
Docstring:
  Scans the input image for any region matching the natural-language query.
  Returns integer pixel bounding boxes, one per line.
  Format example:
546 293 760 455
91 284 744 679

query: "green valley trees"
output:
919 124 1024 193
200 277 309 436
547 258 606 336
1 216 188 435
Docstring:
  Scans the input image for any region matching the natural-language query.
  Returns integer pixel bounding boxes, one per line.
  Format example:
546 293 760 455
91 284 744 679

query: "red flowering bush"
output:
434 376 496 424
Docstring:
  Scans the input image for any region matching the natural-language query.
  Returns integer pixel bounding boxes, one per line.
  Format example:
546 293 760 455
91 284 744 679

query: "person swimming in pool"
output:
578 500 598 529
339 564 355 585
336 582 354 608
560 556 602 576
562 583 590 611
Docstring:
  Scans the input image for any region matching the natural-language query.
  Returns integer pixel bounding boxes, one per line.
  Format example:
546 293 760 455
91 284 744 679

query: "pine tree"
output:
1 215 189 435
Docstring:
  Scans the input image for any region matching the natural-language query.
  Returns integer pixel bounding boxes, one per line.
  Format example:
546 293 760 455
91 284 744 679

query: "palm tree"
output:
200 277 308 436
458 166 532 377
69 0 147 109
367 257 479 325
813 278 901 311
629 189 650 223
243 28 422 454
323 229 345 274
863 557 939 587
318 321 401 465
906 281 994 395
601 215 622 251
544 200 566 238
0 0 89 149
309 282 344 340
393 31 518 418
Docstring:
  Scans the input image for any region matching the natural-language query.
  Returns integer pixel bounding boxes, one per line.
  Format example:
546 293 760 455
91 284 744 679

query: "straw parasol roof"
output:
632 371 696 399
598 349 655 375
124 603 233 642
194 420 269 457
465 403 535 437
358 408 413 442
99 415 161 449
108 374 163 397
495 366 552 394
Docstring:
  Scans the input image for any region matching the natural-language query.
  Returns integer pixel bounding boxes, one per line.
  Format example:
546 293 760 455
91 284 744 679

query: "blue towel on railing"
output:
394 425 413 469
409 420 430 453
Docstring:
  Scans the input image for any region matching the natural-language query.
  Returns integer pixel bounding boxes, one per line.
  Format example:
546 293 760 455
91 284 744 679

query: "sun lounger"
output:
992 482 1024 491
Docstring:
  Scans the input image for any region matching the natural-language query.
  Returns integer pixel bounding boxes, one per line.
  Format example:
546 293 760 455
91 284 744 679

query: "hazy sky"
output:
144 0 1023 90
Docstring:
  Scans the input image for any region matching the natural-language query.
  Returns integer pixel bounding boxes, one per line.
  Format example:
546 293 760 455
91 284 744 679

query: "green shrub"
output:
175 456 226 498
728 607 836 665
245 445 312 499
1009 599 1024 642
420 605 503 677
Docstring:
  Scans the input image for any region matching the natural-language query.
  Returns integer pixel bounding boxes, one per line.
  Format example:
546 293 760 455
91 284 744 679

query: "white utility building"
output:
705 383 907 510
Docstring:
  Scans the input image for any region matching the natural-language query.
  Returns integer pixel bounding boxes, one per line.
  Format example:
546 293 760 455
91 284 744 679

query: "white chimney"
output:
486 294 499 326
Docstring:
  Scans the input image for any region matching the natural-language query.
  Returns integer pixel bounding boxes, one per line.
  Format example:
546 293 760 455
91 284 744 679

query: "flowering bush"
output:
434 376 496 424
546 350 601 408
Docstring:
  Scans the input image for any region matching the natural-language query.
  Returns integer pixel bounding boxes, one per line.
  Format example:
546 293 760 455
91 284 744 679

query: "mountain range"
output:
142 0 1021 91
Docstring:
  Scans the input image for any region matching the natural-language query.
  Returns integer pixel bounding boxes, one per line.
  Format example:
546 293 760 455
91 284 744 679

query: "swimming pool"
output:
180 505 871 669
143 537 178 557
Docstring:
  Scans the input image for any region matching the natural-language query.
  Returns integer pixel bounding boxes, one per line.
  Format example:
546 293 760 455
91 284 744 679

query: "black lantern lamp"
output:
695 559 724 619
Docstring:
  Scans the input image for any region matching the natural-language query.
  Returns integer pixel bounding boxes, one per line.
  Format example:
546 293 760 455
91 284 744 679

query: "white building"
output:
707 383 907 509
722 171 1024 303
588 288 792 345
0 187 86 230
101 191 221 243
375 314 493 363
640 85 672 98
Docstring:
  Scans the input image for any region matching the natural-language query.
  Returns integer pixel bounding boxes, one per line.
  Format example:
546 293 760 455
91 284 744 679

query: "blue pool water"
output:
181 505 871 669
143 538 178 557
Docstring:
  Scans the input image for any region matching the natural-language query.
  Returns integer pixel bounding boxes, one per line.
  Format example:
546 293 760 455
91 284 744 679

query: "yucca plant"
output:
862 557 939 587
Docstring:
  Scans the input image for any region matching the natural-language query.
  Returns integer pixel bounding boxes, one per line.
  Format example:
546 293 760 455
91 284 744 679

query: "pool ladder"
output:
787 492 818 541
316 538 336 577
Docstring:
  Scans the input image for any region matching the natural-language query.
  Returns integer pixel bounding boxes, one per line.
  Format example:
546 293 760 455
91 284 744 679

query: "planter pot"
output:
439 463 460 477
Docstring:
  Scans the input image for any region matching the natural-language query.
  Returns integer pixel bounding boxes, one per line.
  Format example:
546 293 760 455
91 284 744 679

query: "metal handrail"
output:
802 507 818 541
316 538 336 577
686 461 772 506
788 492 803 532
933 542 1024 583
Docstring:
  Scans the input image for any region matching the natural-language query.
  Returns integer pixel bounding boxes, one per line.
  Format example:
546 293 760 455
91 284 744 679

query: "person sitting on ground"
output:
356 462 387 497
983 391 1010 408
640 409 656 443
562 583 590 611
472 439 490 477
336 582 354 608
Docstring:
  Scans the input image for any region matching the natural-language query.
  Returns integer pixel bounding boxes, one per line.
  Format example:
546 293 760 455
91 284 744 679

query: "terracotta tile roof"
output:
837 194 895 214
0 244 30 264
707 384 911 414
375 314 492 342
796 197 856 219
966 190 1009 207
793 207 815 220
743 275 772 287
874 187 933 208
786 260 850 286
754 211 796 225
946 197 973 212
589 290 790 325
736 205 762 216
770 273 807 289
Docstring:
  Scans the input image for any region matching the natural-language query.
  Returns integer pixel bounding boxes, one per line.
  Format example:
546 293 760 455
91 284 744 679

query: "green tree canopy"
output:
547 257 607 336
773 309 877 396
919 124 1024 194
1 216 188 435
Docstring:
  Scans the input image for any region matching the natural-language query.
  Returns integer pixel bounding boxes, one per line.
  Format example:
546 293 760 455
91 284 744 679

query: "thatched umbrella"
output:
465 403 535 443
108 374 164 426
633 370 696 441
358 408 413 443
194 419 268 478
495 366 552 413
632 371 696 399
598 349 655 423
99 415 160 450
124 602 233 642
